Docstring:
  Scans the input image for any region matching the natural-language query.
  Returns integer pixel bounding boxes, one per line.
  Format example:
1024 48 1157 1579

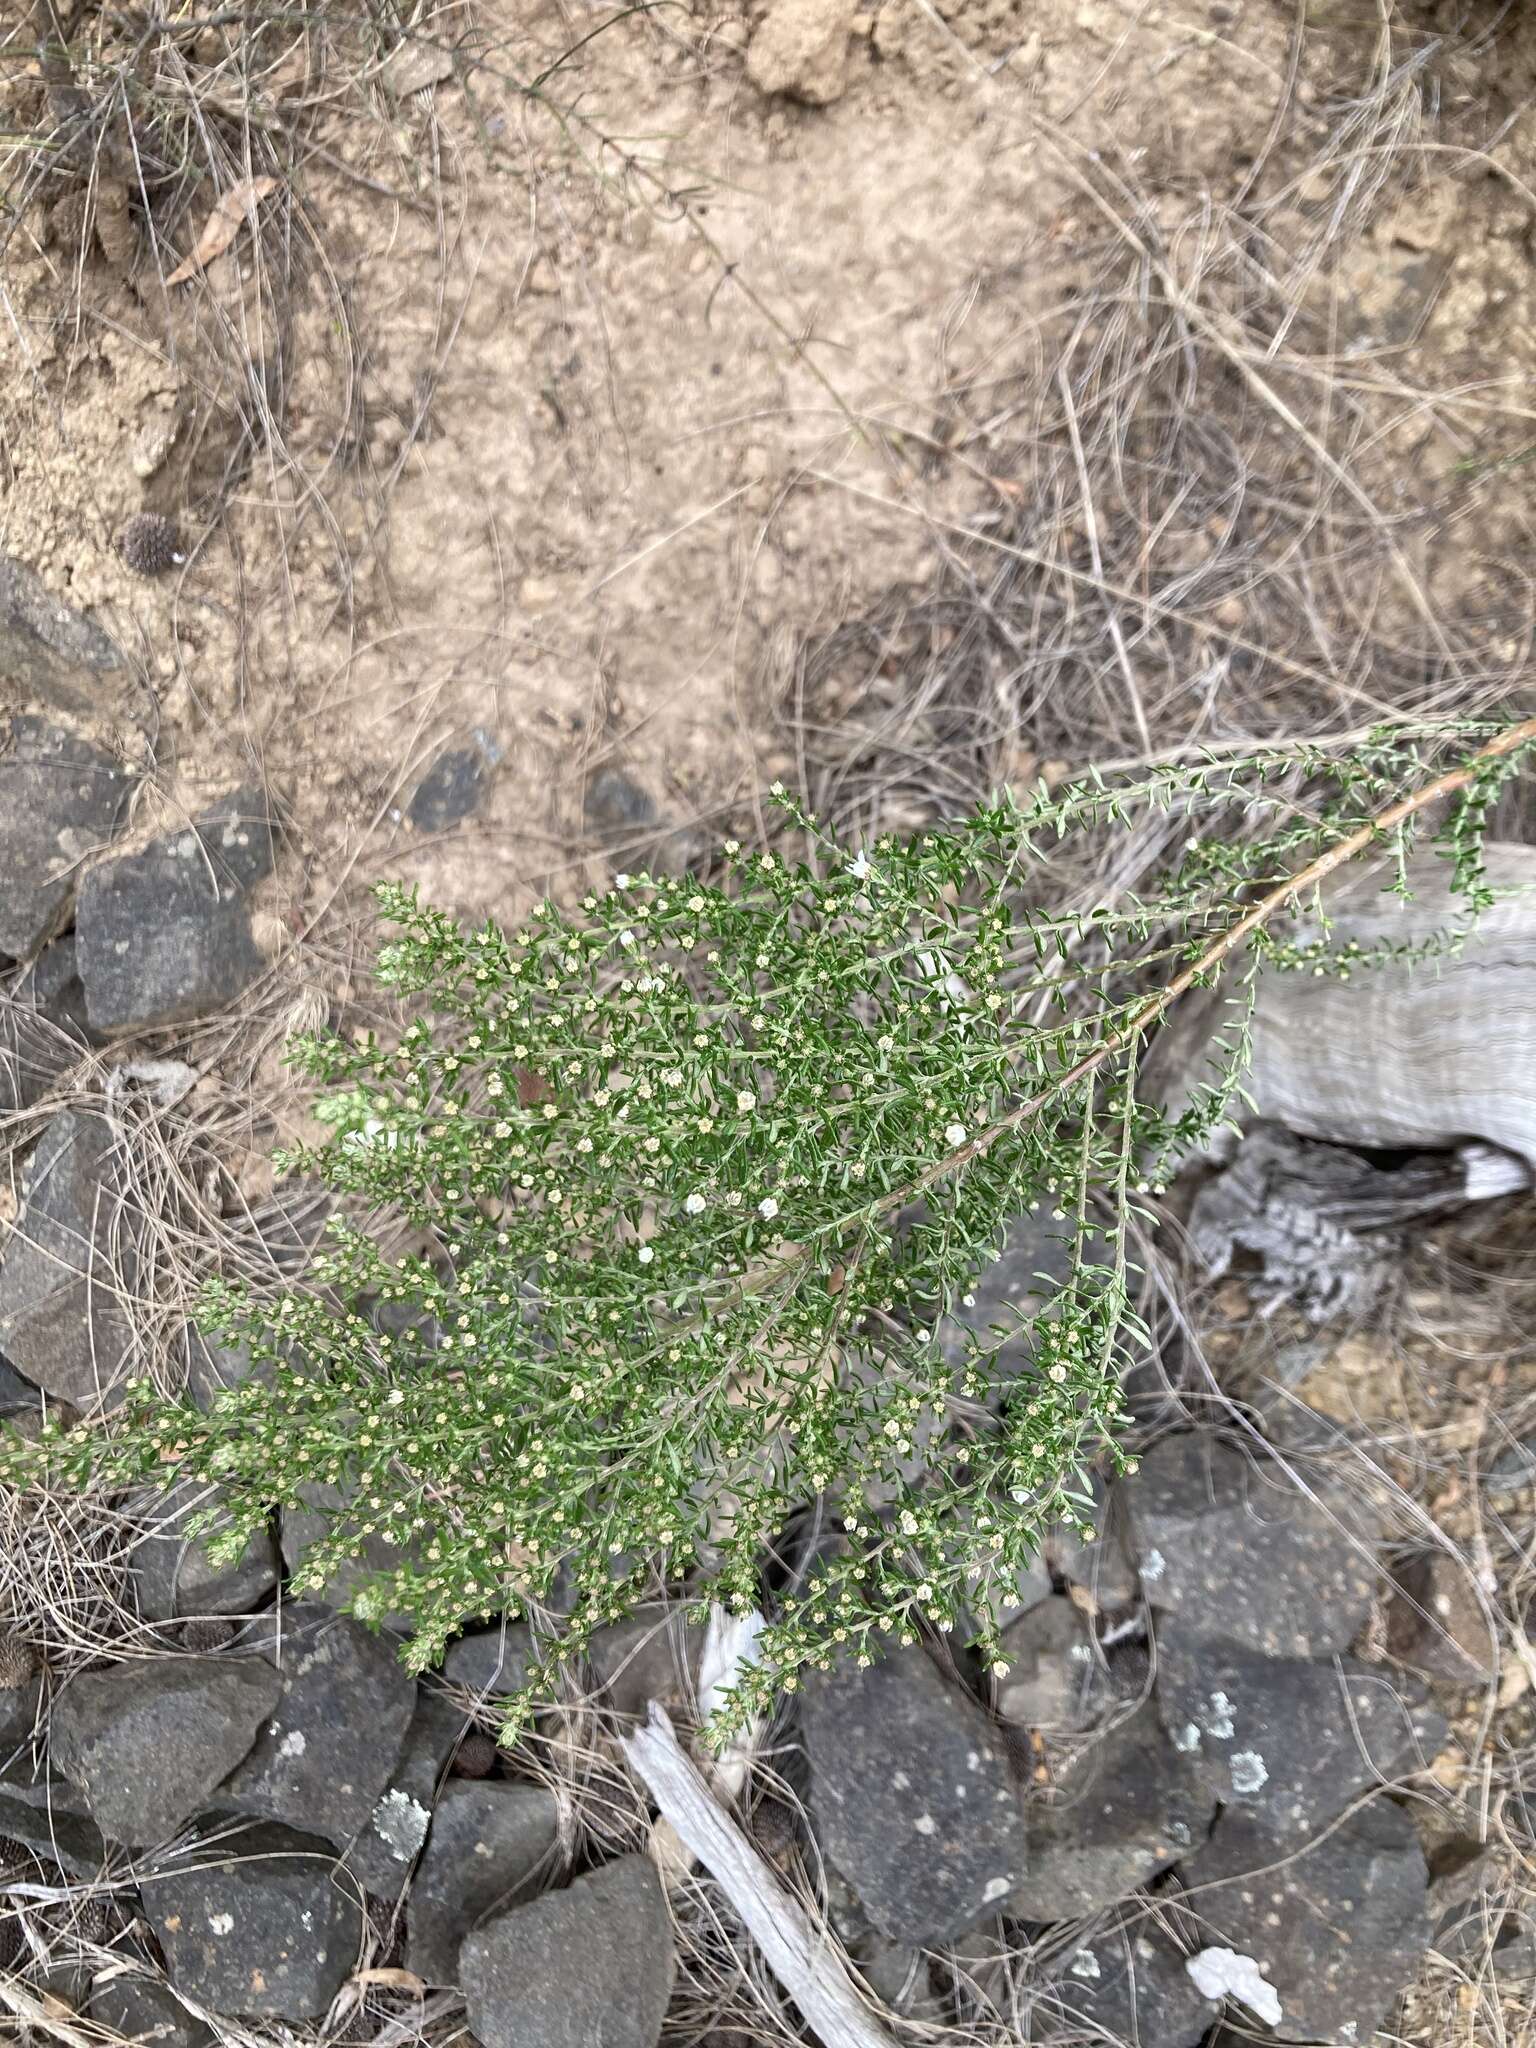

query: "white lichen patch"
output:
371 1787 430 1862
1200 1690 1236 1739
1070 1949 1102 1981
208 1913 234 1936
913 1813 937 1836
1229 1750 1269 1795
1186 1946 1282 2026
1141 1547 1167 1582
1172 1720 1203 1753
277 1729 307 1759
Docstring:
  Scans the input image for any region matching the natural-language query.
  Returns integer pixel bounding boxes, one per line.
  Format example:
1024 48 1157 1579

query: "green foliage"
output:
2 728 1525 1742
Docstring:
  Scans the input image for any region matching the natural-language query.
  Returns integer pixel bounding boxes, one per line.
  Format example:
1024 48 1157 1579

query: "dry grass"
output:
2 3 1536 2046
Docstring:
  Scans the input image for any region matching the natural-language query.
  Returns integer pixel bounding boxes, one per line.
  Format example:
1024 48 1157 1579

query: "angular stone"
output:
801 1644 1026 1945
50 1656 280 1848
584 767 656 839
404 1780 560 1984
997 1596 1111 1732
1048 1926 1219 2048
745 0 856 106
461 1855 674 2048
280 1481 419 1633
1045 1472 1139 1611
345 1689 469 1901
0 717 128 958
1008 1699 1215 1922
586 1607 704 1719
218 1606 415 1848
0 1108 137 1404
77 784 274 1034
408 732 500 833
1154 1619 1445 1837
182 1324 275 1410
132 1479 279 1623
1387 1550 1499 1685
937 1211 1085 1384
442 1624 534 1697
150 1819 363 2020
88 1973 214 2048
0 554 123 715
0 1784 109 1878
1123 1434 1376 1658
15 934 90 1033
0 1352 40 1412
1176 1802 1431 2043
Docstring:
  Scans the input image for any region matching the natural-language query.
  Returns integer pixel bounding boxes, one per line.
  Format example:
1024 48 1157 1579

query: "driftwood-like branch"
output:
622 1706 899 2048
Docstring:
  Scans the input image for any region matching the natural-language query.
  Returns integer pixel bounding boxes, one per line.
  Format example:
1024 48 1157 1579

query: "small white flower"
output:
618 929 636 949
724 839 740 855
736 1090 756 1113
848 850 874 881
684 1192 707 1215
944 1122 967 1147
637 1246 655 1265
770 780 786 795
758 1197 779 1221
386 1388 405 1406
615 872 631 887
687 895 704 911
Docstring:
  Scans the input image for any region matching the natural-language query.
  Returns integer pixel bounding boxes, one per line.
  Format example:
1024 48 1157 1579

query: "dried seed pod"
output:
449 1730 499 1779
0 1633 36 1690
116 511 185 577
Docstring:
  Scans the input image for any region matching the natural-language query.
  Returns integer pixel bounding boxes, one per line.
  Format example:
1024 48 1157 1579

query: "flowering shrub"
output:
3 732 1527 1740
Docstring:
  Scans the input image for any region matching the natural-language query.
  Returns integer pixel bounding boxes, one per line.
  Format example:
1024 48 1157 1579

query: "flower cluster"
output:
1 736 1518 1742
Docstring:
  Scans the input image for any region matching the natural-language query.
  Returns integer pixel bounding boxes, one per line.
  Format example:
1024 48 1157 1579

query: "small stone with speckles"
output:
801 1643 1027 1946
150 1818 363 2020
1046 1923 1219 2048
0 716 129 957
0 1108 138 1404
1123 1433 1377 1659
1176 1800 1431 2043
76 784 274 1034
1008 1697 1216 1923
345 1689 468 1901
132 1478 279 1623
89 1974 213 2048
218 1605 415 1849
461 1855 674 2048
50 1655 280 1847
1154 1617 1445 1839
403 1780 559 1985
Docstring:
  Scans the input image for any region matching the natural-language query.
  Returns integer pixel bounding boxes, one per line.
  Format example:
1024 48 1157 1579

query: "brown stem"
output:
899 713 1536 1207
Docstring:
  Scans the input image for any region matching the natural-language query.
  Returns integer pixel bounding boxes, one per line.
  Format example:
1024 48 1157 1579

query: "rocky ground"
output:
5 0 1536 2045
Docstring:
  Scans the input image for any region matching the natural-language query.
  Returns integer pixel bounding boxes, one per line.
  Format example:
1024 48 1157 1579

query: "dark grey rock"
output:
460 1854 674 2048
149 1819 363 2020
937 1211 1087 1382
801 1644 1026 1945
584 768 657 839
1386 1550 1499 1686
1154 1618 1445 1836
442 1624 534 1696
0 1351 40 1411
0 554 123 715
15 934 90 1034
182 1325 275 1410
0 1673 44 1764
1045 1472 1139 1611
218 1606 415 1848
1175 1801 1431 2043
967 1546 1053 1637
1007 1698 1216 1921
859 1938 944 2020
0 717 128 959
132 1480 279 1623
1046 1926 1219 2048
0 1108 137 1404
280 1481 419 1633
408 732 501 833
50 1656 280 1848
345 1689 469 1900
586 1607 703 1719
0 1785 108 1878
1122 1434 1376 1658
404 1780 560 1984
88 1973 213 2048
77 784 274 1034
997 1596 1114 1732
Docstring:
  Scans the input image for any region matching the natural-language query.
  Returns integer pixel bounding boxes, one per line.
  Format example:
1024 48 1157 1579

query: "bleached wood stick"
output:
622 1706 900 2048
